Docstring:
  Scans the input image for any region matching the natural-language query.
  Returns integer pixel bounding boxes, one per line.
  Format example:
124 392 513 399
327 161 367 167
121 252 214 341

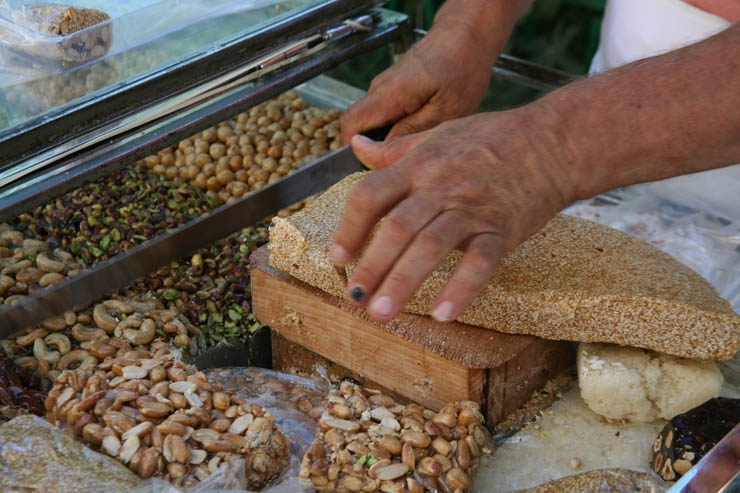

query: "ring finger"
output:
365 210 470 322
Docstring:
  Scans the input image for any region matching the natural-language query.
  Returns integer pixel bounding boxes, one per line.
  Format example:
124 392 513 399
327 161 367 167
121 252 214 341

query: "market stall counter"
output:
2 0 740 491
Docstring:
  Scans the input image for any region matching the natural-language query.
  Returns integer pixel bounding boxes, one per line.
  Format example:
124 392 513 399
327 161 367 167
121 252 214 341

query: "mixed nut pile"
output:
7 91 341 357
0 224 85 304
46 347 290 489
7 296 201 394
12 170 216 265
0 91 348 489
0 90 497 492
120 226 269 352
300 381 490 492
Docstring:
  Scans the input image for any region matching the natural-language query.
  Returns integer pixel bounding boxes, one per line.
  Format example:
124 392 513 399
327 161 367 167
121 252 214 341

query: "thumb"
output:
340 93 406 146
351 133 423 170
386 101 451 140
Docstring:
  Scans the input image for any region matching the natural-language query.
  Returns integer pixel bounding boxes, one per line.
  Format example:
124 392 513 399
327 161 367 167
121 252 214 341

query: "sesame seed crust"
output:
269 172 740 361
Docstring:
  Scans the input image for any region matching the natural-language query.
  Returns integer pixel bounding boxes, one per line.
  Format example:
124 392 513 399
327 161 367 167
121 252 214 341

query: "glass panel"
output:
0 0 324 135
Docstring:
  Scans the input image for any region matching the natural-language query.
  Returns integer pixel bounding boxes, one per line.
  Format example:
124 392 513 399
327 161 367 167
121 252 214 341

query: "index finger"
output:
340 92 406 145
330 166 410 266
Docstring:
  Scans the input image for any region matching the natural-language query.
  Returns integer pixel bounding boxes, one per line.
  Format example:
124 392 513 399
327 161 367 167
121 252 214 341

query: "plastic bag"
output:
0 415 142 492
129 367 330 493
0 365 328 493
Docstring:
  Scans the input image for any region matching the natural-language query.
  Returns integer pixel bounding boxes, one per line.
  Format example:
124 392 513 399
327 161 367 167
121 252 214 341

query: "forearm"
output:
537 22 740 202
426 0 532 65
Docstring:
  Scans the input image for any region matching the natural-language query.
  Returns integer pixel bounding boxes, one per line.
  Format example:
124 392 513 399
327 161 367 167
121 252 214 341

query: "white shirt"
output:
590 0 730 74
589 0 738 221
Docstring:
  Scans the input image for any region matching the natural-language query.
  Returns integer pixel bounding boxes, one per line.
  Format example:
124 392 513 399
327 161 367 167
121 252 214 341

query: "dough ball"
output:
577 342 723 422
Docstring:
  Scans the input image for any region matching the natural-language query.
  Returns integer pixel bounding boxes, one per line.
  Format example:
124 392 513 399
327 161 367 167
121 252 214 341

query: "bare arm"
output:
552 21 740 200
339 0 532 143
331 22 740 324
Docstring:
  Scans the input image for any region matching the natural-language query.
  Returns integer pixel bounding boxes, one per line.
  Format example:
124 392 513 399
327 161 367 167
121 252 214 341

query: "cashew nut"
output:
45 333 72 355
39 272 65 287
36 253 66 274
34 337 61 364
15 267 44 284
0 229 23 245
114 314 142 338
148 309 177 326
123 318 156 346
93 300 134 333
22 238 50 256
4 294 28 306
0 274 15 295
163 318 188 335
2 259 32 276
58 349 98 370
53 248 74 263
127 298 161 314
13 356 38 371
41 315 68 331
71 323 107 342
16 327 48 346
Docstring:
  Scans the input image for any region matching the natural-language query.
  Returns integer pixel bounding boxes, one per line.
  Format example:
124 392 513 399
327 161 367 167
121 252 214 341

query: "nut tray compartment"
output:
0 0 287 72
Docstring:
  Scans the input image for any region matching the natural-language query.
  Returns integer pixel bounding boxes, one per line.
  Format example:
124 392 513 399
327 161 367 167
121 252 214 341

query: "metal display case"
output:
0 0 409 211
0 1 410 346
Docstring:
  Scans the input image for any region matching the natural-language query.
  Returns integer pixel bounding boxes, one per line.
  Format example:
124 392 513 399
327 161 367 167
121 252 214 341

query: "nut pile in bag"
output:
45 347 290 490
300 380 491 492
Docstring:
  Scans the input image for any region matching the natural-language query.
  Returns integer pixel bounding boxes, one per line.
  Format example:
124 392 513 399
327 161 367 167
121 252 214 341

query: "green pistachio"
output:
99 235 111 251
163 288 179 301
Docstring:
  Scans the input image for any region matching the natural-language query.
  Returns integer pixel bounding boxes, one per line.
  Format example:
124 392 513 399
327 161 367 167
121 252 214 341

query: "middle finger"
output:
346 194 442 304
365 209 470 322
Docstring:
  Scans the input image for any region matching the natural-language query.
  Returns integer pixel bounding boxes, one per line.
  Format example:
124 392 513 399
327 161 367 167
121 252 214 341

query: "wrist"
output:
429 0 531 66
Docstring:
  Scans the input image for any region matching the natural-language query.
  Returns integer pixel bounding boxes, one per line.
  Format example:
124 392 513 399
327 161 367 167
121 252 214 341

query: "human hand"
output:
330 110 575 323
339 29 497 145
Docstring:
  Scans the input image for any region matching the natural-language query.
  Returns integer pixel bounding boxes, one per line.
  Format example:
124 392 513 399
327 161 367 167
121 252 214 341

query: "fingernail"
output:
347 284 367 303
369 296 393 318
354 134 374 144
330 244 350 266
431 301 456 323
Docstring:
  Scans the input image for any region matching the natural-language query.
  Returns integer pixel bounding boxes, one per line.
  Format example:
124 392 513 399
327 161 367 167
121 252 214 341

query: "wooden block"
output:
251 246 575 425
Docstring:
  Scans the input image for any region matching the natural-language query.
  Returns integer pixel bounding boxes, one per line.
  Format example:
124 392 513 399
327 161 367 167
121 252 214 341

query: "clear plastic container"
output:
0 0 282 72
0 0 313 129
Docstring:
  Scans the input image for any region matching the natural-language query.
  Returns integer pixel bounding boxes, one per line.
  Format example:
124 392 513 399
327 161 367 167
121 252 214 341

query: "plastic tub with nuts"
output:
0 0 290 72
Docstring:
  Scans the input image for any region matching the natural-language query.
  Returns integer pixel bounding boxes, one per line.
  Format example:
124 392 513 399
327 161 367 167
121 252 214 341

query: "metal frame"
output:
0 8 409 220
0 0 387 171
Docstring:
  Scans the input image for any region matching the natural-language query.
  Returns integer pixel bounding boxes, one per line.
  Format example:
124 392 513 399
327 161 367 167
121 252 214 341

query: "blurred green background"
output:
328 0 606 111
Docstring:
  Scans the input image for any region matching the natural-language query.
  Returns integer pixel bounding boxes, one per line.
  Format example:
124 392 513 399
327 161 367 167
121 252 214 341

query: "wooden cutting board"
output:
250 246 575 425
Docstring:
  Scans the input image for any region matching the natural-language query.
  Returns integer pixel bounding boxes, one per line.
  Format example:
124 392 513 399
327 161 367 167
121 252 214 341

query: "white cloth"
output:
590 0 730 74
589 0 739 221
